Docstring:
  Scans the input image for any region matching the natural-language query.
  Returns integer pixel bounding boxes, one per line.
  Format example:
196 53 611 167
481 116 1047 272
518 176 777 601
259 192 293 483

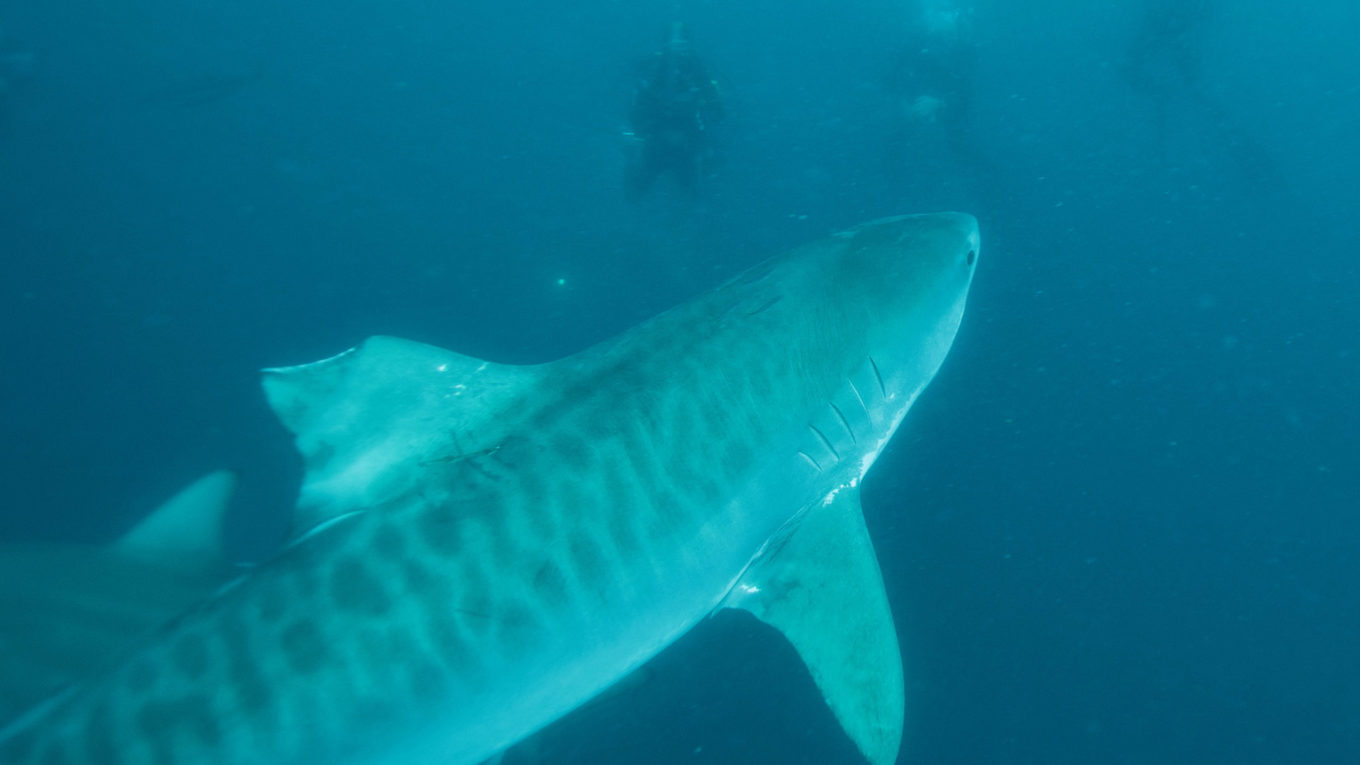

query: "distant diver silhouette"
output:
623 22 724 199
1124 0 1282 185
886 7 977 163
883 3 998 204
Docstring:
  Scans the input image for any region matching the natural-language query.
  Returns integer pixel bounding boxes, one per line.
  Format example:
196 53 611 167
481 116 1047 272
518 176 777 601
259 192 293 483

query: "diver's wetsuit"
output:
625 24 723 199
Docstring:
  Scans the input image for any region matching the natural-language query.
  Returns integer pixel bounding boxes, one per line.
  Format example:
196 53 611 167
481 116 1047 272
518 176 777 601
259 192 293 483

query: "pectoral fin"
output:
723 489 903 765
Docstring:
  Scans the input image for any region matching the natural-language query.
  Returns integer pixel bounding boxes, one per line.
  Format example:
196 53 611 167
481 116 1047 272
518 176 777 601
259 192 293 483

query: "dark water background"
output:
1 1 1356 762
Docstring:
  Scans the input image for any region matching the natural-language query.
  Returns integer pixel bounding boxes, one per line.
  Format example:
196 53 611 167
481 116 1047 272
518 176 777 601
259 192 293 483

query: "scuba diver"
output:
886 5 976 146
883 3 994 198
1124 0 1216 153
624 22 724 200
1123 0 1280 184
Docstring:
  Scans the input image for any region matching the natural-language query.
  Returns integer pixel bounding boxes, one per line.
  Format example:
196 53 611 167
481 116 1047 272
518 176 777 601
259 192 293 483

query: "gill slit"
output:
828 402 857 444
808 424 840 461
868 356 887 399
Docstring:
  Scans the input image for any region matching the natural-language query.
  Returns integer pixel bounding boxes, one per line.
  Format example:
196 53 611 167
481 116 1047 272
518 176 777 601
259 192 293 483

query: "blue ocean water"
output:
1 1 1355 763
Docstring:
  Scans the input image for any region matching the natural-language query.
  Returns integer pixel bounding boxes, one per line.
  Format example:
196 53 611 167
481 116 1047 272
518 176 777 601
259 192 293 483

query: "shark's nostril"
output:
966 250 976 266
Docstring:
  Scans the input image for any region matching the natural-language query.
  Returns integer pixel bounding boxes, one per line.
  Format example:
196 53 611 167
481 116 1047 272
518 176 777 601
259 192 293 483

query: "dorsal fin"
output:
261 336 546 532
113 470 236 570
0 472 238 729
722 488 904 765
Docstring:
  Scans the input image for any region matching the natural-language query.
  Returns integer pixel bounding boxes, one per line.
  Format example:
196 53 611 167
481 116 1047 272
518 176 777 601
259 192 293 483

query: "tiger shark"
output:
0 212 980 764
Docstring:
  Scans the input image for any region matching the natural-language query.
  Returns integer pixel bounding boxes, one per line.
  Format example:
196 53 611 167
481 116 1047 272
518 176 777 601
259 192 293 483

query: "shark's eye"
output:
966 250 976 266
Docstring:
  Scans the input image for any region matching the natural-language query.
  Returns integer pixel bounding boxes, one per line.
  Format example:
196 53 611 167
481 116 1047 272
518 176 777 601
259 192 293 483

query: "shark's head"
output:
818 212 980 434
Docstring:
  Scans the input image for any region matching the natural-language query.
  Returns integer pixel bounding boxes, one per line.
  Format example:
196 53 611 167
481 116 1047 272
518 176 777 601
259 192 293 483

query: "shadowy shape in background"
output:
1123 0 1283 187
623 22 724 201
882 3 999 206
